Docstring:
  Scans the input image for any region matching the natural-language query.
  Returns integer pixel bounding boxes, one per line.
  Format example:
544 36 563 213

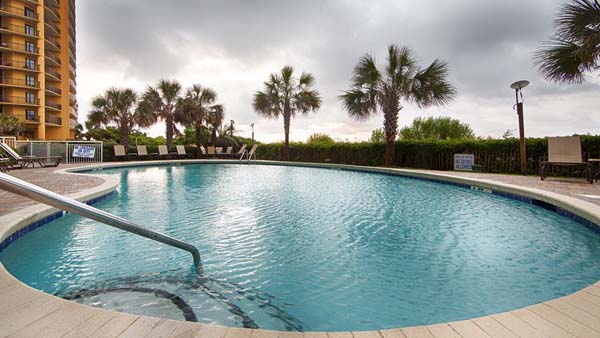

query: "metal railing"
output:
46 101 62 111
0 23 38 36
0 59 39 70
0 136 16 147
46 84 62 95
0 96 39 105
0 78 39 88
15 140 104 164
0 41 39 53
0 4 39 20
0 173 203 275
45 67 61 80
44 113 61 125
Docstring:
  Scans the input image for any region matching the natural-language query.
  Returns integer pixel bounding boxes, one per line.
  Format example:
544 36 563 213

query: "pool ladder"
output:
0 173 203 275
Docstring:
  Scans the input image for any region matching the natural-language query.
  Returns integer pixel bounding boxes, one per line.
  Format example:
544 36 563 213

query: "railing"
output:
0 78 39 88
0 4 39 20
43 1 60 20
45 22 60 36
15 140 104 164
0 96 39 105
0 23 38 36
0 136 16 147
0 59 39 70
46 102 62 111
69 118 77 129
44 113 61 125
45 53 61 65
45 67 61 80
46 84 61 95
0 41 39 53
45 38 60 49
0 173 203 275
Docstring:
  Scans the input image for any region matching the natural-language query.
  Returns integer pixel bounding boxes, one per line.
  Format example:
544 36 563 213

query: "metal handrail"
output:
0 173 203 275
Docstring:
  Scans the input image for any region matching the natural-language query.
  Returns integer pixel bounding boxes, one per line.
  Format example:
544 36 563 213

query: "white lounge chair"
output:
540 136 592 183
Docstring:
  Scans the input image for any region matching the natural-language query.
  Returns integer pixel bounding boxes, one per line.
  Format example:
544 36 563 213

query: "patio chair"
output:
136 145 157 160
218 146 233 158
240 144 257 161
0 142 62 168
176 145 187 159
207 146 216 158
200 145 207 158
540 136 592 183
114 145 134 161
234 144 247 158
158 145 176 159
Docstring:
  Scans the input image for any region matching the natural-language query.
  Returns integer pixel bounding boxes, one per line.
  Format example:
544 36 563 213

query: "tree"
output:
340 44 456 165
0 114 23 137
369 128 385 143
205 104 224 146
307 133 335 145
138 79 183 149
399 116 474 140
535 0 600 84
253 65 322 160
87 88 153 149
175 84 223 157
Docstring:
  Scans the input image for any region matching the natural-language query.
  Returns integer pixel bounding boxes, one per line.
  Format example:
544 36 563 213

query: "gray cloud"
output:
76 0 600 142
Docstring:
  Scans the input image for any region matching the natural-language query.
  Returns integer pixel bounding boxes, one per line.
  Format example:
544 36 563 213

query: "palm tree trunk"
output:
383 108 399 166
119 123 129 150
166 114 173 150
283 112 291 161
195 123 203 158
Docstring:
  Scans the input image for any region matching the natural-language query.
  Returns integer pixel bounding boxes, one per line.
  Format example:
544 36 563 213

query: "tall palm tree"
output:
175 84 223 157
138 79 182 149
535 0 600 84
340 44 456 165
87 88 153 149
253 66 322 160
205 104 224 146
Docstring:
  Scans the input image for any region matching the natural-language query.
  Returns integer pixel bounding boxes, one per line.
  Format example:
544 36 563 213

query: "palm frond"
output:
411 59 456 108
340 89 378 121
535 39 589 84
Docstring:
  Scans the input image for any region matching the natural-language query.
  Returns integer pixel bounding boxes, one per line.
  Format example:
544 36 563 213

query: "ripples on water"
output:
2 164 600 331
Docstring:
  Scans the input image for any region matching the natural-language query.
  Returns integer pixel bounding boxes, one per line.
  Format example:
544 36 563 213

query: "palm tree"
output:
205 104 224 146
253 66 322 160
535 0 600 84
0 114 23 137
175 84 223 157
87 88 153 149
138 79 182 149
340 44 456 165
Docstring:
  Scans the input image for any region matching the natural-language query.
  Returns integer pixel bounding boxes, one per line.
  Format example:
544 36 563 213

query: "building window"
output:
24 7 35 19
26 109 36 121
26 92 35 104
25 58 35 70
25 25 35 36
25 75 35 87
25 41 35 53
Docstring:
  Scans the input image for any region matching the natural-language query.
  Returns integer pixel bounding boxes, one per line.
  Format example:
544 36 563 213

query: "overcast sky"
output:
76 0 600 143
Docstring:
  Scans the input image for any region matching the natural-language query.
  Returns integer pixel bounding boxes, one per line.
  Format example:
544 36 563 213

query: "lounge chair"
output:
207 146 216 158
218 146 232 158
0 156 10 172
540 136 592 183
0 142 62 168
200 145 207 158
234 144 247 158
114 145 135 161
136 145 157 160
240 144 257 161
176 145 187 159
158 145 176 159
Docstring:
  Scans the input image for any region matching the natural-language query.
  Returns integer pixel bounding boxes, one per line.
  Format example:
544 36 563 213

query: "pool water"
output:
2 164 600 331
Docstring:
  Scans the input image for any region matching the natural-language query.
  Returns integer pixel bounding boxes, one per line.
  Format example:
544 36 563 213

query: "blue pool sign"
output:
72 145 96 159
454 154 475 171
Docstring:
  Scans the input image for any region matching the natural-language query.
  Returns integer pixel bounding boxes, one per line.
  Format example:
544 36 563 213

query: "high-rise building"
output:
0 0 76 140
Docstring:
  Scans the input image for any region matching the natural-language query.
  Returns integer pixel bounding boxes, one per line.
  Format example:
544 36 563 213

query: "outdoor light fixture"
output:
251 123 255 145
510 80 530 174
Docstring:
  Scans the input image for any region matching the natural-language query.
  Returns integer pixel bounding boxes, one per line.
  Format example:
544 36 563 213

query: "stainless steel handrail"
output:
0 173 203 275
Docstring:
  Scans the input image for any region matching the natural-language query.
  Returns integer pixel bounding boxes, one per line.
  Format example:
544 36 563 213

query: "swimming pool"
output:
1 163 600 332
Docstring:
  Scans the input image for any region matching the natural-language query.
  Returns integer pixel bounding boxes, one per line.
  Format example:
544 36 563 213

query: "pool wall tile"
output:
0 192 115 254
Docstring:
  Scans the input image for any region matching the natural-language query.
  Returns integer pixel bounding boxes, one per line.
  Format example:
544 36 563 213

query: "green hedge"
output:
257 136 600 176
102 144 199 162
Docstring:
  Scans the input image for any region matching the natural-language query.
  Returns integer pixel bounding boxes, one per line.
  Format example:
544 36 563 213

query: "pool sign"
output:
72 145 96 159
454 154 475 171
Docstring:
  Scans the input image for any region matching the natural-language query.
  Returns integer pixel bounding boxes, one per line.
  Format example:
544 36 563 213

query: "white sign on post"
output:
72 145 96 159
454 154 475 171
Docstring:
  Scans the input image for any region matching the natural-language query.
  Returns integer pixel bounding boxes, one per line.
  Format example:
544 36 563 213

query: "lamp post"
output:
250 123 255 145
510 80 530 174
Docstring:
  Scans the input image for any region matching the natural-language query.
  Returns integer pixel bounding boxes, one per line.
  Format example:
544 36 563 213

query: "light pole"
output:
250 123 255 145
510 80 530 174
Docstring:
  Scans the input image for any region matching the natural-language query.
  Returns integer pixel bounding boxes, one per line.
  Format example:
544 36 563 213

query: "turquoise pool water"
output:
2 164 600 331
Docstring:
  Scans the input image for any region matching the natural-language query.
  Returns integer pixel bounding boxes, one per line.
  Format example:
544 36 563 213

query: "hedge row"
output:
102 136 600 176
256 136 600 176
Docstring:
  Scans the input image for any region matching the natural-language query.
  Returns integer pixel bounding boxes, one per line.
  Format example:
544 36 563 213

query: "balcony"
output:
0 77 39 88
45 113 61 125
45 53 61 66
0 59 39 72
0 4 39 21
45 67 61 81
45 101 61 111
69 118 77 129
0 41 39 54
69 93 76 104
24 112 39 123
45 38 61 51
0 96 39 106
44 22 60 37
44 2 60 22
45 84 61 95
0 23 38 37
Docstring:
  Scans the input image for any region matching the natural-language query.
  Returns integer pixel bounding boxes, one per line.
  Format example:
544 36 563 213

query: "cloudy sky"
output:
77 0 599 143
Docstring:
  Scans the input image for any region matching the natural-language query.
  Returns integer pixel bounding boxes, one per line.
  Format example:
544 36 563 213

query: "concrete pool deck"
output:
2 160 600 338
